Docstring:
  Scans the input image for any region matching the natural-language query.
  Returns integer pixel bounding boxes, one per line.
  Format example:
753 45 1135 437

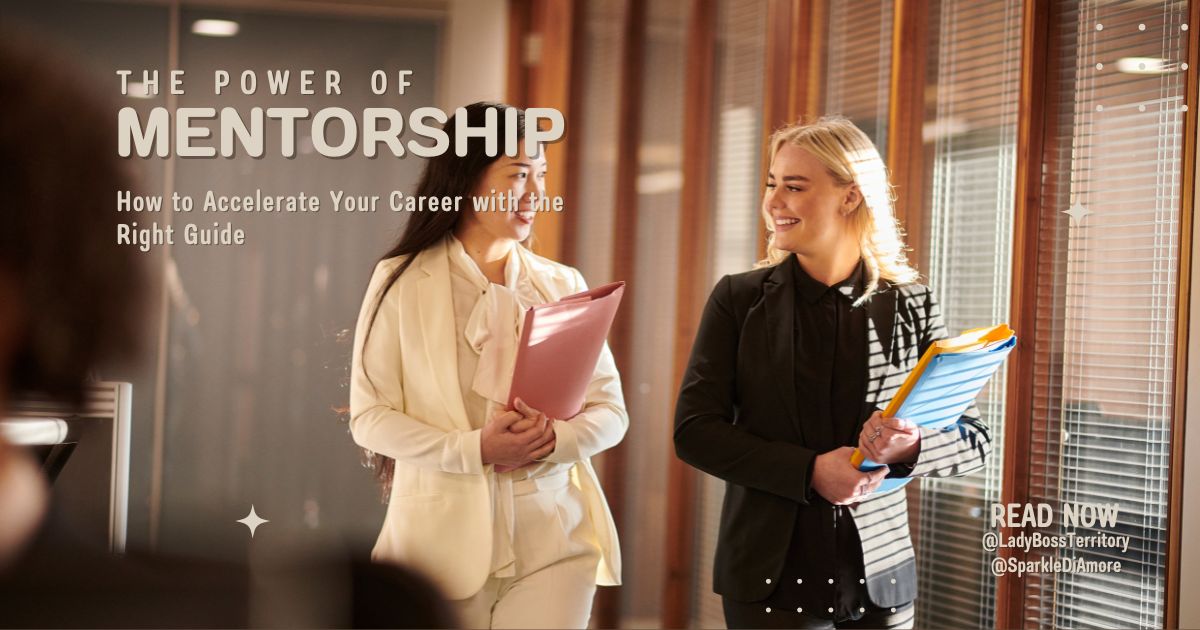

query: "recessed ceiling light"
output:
126 81 153 99
192 19 239 37
921 117 969 143
1116 57 1166 74
636 170 682 195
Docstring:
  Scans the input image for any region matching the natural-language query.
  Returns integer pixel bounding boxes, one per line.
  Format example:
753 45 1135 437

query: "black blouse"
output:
752 256 874 622
791 255 868 454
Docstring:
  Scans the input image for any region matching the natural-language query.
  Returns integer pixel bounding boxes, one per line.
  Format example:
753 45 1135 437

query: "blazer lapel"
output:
864 287 898 409
515 245 560 301
415 238 473 431
763 260 807 443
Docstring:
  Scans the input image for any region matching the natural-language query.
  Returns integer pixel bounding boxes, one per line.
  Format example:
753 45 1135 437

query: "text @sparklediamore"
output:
983 502 1129 578
114 189 565 252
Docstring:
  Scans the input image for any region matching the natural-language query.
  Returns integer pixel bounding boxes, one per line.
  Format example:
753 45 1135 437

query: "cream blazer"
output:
348 236 628 600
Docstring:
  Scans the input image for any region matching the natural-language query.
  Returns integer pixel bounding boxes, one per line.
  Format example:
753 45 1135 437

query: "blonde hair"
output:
757 116 918 300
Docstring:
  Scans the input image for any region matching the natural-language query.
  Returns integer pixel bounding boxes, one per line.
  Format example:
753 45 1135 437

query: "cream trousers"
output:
451 471 602 629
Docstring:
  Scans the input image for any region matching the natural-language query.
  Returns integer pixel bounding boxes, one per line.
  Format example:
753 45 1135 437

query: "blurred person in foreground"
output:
0 37 453 628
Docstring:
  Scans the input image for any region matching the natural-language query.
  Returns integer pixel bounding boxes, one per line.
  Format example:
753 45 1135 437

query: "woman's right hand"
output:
480 406 556 467
810 446 888 505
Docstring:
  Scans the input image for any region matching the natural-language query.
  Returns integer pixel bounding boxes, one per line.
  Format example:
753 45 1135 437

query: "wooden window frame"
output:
506 0 576 262
523 0 1197 625
660 0 716 626
886 0 929 273
993 0 1052 627
994 1 1199 628
508 2 625 624
1168 3 1200 629
593 0 645 626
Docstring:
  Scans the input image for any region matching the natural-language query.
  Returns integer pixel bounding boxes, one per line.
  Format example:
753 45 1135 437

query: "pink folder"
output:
506 281 625 419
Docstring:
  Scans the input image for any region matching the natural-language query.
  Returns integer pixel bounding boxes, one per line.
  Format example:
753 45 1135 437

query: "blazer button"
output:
827 607 834 614
765 578 772 584
827 578 834 584
890 578 897 584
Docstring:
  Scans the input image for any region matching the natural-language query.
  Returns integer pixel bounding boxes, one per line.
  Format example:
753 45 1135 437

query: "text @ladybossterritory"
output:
113 189 565 252
983 502 1129 578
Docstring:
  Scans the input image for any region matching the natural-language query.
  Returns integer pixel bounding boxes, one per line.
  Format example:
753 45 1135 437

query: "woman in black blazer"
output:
673 117 991 629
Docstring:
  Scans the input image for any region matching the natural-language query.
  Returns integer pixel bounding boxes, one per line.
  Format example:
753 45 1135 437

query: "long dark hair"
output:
361 101 527 497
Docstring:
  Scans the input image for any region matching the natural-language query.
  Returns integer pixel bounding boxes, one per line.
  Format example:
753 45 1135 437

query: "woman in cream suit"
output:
348 102 627 629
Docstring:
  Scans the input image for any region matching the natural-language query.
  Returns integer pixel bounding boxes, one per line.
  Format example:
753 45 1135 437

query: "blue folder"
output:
854 327 1017 495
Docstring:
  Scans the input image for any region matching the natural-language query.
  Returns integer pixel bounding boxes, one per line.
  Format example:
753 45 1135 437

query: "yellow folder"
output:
850 323 1016 470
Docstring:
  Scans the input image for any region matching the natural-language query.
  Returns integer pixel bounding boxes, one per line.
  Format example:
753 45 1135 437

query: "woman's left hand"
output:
512 398 558 460
857 411 920 465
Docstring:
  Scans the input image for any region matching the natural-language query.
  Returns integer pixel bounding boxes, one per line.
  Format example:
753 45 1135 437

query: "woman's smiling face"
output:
763 143 860 257
464 151 548 243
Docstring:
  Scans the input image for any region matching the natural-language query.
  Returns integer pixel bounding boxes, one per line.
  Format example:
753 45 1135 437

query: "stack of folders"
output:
850 323 1017 495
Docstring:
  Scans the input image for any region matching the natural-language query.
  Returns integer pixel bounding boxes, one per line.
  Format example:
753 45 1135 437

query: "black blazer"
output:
673 259 991 605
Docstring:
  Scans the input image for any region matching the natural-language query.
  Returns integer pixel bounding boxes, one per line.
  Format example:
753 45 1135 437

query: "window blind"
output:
623 0 691 624
1022 1 1188 628
569 0 626 287
692 1 768 627
916 1 1023 629
822 0 894 156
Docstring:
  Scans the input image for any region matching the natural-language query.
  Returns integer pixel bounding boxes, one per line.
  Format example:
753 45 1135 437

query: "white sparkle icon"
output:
237 505 269 538
1064 202 1092 225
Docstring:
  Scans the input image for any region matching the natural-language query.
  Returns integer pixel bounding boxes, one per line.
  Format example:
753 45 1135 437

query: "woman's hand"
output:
857 410 920 465
480 398 557 467
811 446 888 505
511 398 558 460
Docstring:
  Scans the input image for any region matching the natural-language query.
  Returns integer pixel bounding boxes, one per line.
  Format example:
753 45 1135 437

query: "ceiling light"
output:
1116 57 1167 74
192 19 239 37
126 81 153 99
